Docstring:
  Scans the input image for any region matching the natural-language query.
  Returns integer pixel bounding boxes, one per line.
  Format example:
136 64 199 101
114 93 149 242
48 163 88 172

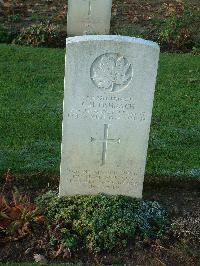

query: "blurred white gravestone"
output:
60 35 160 198
67 0 112 36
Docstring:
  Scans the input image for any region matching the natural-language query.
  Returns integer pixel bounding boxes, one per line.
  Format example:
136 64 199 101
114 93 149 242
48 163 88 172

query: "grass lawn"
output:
0 44 199 178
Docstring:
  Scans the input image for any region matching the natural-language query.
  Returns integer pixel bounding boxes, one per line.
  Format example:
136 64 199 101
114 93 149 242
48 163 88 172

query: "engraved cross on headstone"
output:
91 124 120 166
80 0 92 34
88 0 92 16
81 0 101 34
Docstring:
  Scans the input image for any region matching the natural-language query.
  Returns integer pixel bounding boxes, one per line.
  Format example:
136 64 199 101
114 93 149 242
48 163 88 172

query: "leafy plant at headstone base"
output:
36 191 170 255
158 2 200 52
0 171 44 243
0 24 11 43
0 22 20 44
13 23 60 47
8 14 22 23
191 46 200 55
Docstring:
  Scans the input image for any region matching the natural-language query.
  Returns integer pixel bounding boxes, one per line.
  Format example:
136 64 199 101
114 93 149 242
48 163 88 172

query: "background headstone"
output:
67 0 112 36
60 35 160 198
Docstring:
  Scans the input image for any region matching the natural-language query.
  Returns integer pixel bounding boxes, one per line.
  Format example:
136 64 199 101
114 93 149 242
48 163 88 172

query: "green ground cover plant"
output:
36 192 169 254
0 24 15 44
0 44 199 178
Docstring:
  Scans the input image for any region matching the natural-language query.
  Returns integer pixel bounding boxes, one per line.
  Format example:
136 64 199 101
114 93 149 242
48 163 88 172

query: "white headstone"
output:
60 35 160 198
67 0 112 36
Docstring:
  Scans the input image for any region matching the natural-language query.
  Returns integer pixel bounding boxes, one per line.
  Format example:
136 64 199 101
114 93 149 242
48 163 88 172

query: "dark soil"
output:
0 0 200 51
0 174 199 265
0 0 199 29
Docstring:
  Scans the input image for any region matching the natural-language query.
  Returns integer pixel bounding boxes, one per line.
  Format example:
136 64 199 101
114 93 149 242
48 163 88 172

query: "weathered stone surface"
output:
67 0 112 36
60 35 160 198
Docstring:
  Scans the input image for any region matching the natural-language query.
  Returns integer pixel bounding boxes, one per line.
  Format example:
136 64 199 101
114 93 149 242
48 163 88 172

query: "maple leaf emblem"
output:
91 53 132 92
